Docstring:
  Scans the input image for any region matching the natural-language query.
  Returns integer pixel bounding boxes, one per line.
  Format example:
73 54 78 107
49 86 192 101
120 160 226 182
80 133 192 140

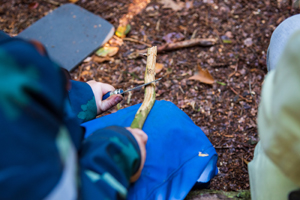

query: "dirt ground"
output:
1 0 299 193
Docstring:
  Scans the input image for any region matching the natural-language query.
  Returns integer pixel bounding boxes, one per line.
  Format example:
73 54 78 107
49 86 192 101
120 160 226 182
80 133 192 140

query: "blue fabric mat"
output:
82 100 218 200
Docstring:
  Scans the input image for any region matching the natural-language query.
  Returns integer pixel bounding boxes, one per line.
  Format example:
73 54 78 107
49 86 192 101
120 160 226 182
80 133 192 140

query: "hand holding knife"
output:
102 77 162 100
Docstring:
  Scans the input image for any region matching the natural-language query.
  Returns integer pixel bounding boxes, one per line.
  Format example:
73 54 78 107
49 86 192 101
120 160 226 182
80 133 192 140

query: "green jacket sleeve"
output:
257 31 300 187
79 126 141 199
68 80 97 124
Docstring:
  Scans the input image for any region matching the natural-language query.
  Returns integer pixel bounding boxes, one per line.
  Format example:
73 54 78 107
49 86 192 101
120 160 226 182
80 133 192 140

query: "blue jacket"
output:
0 31 141 200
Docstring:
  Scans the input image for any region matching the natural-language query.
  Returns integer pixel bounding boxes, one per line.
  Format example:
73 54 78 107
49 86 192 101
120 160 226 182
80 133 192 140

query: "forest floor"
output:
1 0 299 199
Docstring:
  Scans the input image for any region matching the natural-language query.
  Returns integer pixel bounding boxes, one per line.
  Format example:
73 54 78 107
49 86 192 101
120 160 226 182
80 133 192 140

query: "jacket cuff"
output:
81 126 141 180
104 126 141 176
68 80 97 123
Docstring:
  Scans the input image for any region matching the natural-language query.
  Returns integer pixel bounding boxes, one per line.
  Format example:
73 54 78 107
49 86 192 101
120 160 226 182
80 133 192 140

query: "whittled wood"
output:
131 46 157 129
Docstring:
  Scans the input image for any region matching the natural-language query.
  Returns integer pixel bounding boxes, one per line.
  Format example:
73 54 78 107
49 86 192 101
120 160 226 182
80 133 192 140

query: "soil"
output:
1 0 299 193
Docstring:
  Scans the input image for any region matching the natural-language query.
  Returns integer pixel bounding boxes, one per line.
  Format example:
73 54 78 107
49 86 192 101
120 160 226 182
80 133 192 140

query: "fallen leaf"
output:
83 57 92 63
158 0 185 11
188 65 215 84
93 56 114 63
216 81 226 86
178 99 195 109
108 36 124 46
179 25 187 31
162 32 185 43
221 35 232 44
244 38 253 47
69 0 79 3
95 47 119 57
115 24 131 38
81 70 90 76
28 2 39 9
155 63 164 73
186 0 194 9
223 39 232 44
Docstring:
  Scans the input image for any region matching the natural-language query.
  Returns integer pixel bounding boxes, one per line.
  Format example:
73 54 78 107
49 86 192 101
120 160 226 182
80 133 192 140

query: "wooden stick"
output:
128 38 217 59
123 38 151 47
131 46 157 129
157 38 216 52
229 87 252 103
42 0 61 6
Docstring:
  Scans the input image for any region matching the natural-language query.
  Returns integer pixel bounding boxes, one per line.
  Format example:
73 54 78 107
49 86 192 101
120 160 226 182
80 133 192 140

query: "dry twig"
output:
157 38 216 52
128 38 217 59
229 87 252 103
42 0 61 6
123 38 151 47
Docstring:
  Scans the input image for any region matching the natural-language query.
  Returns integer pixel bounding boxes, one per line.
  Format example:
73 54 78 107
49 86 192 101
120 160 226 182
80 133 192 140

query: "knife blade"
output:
102 77 162 100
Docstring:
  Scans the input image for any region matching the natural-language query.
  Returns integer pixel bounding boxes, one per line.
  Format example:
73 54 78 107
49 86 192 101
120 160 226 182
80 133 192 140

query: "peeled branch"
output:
131 46 157 129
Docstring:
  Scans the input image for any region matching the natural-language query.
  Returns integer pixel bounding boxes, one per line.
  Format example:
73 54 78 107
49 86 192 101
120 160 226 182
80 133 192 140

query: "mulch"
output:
1 0 299 191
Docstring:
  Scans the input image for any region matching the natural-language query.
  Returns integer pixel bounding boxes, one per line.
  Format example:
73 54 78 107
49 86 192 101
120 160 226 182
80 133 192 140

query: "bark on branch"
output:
157 38 217 52
128 38 217 59
131 46 157 129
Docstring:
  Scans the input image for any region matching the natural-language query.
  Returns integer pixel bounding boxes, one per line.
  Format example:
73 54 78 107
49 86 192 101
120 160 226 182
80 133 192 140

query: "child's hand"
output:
126 127 148 182
87 80 123 115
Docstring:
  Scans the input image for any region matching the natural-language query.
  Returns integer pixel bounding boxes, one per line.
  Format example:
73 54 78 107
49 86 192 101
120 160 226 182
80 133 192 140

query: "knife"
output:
102 77 162 100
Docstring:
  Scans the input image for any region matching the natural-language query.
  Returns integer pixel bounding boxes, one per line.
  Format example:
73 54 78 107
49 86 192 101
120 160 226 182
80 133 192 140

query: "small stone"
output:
225 31 233 38
244 38 253 47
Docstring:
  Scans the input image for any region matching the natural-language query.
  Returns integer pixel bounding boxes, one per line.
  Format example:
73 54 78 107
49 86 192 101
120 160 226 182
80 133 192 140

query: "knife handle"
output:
102 89 124 100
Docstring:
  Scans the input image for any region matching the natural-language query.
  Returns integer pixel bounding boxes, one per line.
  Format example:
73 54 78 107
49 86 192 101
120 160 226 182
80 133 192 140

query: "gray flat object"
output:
18 3 114 71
